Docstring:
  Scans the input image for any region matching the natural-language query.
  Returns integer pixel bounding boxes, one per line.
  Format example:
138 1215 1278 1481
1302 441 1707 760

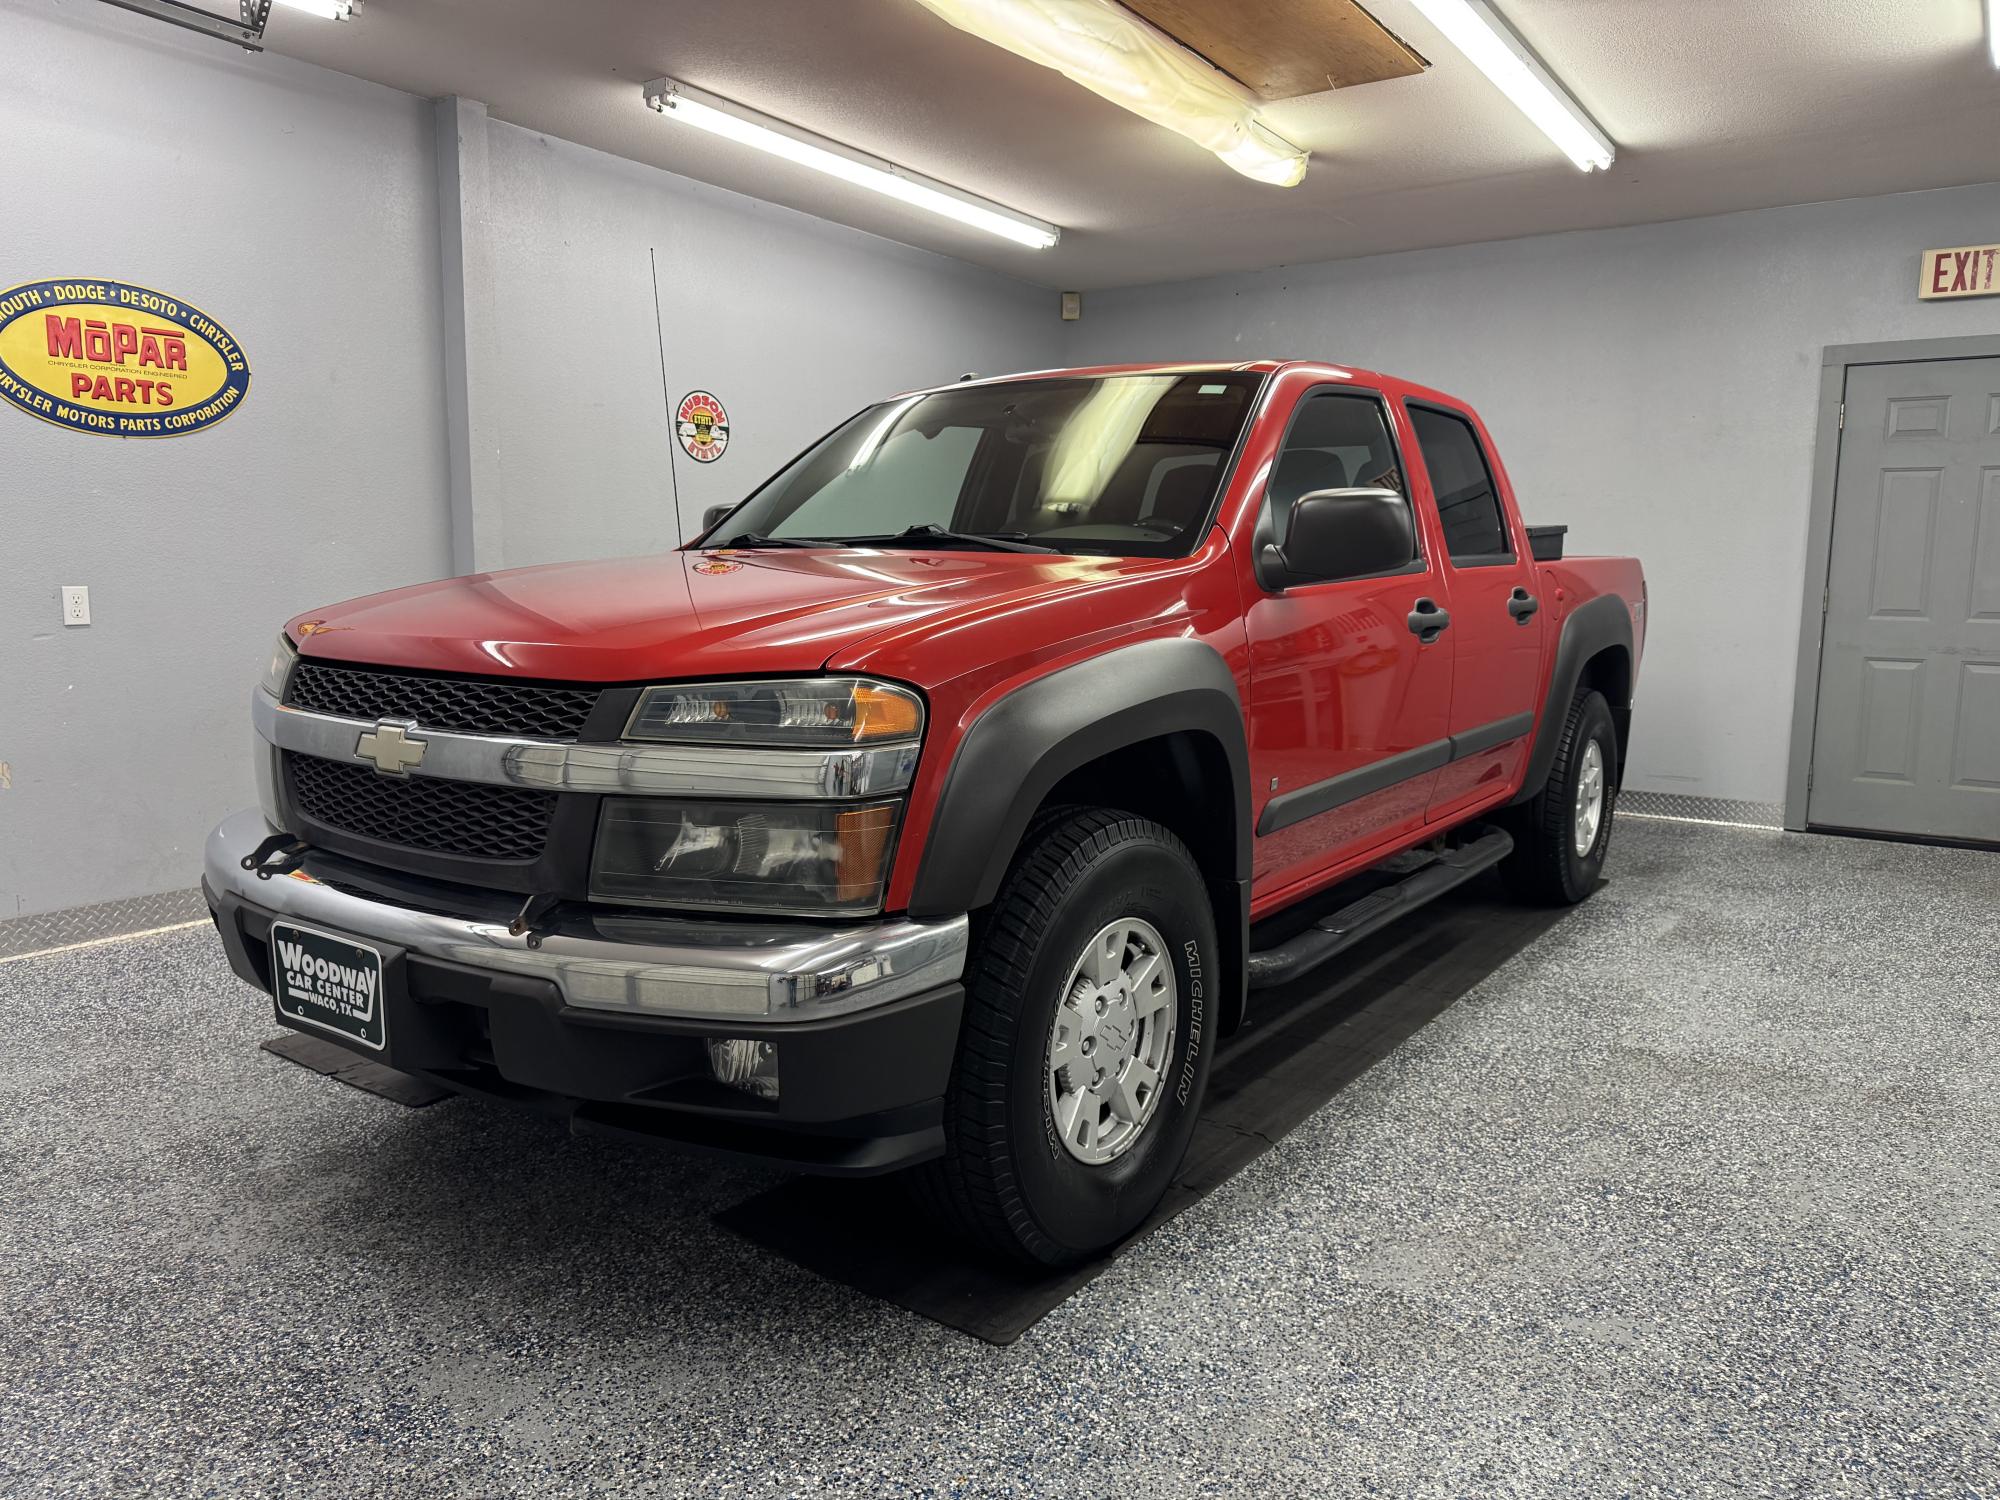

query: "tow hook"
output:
508 891 563 949
239 832 310 881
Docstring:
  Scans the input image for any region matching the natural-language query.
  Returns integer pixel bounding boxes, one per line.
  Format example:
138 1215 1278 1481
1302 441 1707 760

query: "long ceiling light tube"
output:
1402 0 1614 172
641 78 1060 249
1989 0 1999 68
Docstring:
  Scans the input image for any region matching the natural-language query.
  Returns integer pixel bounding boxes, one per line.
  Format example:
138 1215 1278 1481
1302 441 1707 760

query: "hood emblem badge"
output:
355 719 428 778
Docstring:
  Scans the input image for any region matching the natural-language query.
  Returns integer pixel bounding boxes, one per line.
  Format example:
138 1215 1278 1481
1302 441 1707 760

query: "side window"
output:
1410 405 1511 561
1264 392 1417 575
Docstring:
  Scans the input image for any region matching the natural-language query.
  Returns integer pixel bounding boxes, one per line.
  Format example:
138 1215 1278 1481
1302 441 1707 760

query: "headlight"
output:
624 677 922 747
259 632 298 699
591 798 901 916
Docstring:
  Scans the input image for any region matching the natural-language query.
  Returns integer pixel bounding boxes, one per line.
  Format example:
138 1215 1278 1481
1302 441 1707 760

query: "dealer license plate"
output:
269 922 387 1051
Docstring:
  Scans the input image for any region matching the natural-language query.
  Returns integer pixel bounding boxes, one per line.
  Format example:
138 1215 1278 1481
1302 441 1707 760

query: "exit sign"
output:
1920 244 2000 300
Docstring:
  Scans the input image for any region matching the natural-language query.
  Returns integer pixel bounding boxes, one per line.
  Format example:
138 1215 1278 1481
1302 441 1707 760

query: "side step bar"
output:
1245 826 1515 990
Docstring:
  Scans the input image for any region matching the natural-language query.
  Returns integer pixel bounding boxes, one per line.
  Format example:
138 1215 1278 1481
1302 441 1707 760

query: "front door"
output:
1809 357 2000 844
1244 387 1456 907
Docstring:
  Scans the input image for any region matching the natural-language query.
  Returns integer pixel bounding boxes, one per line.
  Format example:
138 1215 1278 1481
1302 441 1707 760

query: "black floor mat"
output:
262 1032 453 1107
714 879 1571 1344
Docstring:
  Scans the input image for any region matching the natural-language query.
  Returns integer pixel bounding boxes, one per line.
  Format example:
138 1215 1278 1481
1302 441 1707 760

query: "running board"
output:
1245 826 1515 990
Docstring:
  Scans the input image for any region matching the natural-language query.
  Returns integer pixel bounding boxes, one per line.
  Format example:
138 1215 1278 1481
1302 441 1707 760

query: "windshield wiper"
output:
844 524 1057 555
714 532 830 549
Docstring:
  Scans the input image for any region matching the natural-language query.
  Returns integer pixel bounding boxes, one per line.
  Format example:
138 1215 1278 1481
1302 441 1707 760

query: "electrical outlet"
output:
61 585 90 626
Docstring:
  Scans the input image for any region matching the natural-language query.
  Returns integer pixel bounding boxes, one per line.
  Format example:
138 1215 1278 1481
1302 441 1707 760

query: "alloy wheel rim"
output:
1574 739 1606 857
1045 917 1177 1165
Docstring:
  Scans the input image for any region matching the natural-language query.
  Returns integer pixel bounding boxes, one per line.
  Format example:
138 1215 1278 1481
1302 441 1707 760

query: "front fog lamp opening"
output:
706 1037 779 1101
624 677 923 748
591 798 902 916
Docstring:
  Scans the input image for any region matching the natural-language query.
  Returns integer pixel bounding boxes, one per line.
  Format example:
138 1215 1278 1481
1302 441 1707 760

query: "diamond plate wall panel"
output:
1619 792 1785 829
0 888 208 960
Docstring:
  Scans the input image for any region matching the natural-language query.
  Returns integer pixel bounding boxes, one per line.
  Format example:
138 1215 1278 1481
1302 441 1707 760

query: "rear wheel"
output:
1501 688 1618 905
915 809 1216 1265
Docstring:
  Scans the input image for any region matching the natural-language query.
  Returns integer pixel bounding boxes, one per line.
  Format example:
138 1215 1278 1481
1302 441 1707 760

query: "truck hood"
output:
287 547 1170 683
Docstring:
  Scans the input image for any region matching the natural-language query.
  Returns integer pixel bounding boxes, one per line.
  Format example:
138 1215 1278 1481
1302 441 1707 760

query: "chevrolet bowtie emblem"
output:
355 719 427 777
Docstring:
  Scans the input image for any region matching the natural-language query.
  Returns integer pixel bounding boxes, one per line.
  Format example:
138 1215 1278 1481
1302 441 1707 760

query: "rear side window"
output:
1410 405 1511 561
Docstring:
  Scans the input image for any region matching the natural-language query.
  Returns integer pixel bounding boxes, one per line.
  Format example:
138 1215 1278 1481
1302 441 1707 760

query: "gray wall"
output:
482 122 1054 567
1064 182 2000 806
0 2 1058 920
10 0 1998 920
0 0 451 918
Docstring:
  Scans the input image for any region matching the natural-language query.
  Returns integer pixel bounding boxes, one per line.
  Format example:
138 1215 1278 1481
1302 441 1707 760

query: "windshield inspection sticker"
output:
0 278 250 438
677 390 729 462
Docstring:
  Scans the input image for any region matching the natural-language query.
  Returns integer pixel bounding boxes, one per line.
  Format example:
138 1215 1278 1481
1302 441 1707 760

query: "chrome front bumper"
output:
203 808 968 1022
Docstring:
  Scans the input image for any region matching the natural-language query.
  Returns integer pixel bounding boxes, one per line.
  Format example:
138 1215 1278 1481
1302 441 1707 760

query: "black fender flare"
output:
1510 592 1634 805
906 636 1251 919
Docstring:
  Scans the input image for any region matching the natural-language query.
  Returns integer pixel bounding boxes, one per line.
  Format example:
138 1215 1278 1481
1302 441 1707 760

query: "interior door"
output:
1244 389 1455 904
1809 357 2000 844
1405 403 1547 820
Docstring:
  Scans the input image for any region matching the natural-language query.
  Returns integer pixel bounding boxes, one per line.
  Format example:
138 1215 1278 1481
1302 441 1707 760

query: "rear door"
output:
1405 402 1547 820
1809 357 2000 843
1244 387 1455 904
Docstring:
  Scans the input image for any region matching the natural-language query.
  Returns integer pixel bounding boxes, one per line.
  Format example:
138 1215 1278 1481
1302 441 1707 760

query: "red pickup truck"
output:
205 360 1644 1264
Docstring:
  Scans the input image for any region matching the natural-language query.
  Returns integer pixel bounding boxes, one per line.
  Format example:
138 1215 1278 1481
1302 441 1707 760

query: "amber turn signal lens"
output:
833 803 899 901
852 684 924 742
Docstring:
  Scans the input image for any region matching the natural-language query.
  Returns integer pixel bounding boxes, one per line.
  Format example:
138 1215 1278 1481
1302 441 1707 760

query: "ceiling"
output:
257 0 2000 290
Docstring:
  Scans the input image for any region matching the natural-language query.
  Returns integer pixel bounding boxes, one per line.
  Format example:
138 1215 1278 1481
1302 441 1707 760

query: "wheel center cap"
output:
1092 992 1138 1068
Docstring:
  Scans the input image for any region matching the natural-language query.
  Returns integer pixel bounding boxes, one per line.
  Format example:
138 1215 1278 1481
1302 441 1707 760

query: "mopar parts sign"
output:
269 923 387 1050
0 278 251 437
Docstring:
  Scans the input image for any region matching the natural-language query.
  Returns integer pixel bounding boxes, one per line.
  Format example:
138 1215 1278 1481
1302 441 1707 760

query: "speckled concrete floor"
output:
2 819 1996 1498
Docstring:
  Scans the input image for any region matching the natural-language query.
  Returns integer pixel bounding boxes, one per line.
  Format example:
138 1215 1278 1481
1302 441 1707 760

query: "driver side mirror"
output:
1259 487 1414 590
700 503 734 537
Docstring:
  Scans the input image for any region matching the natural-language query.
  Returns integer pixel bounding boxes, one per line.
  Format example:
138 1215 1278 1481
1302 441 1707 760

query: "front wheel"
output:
914 809 1217 1266
1500 688 1618 906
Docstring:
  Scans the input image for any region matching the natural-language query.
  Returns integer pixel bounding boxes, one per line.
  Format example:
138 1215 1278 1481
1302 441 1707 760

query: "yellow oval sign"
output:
0 278 250 438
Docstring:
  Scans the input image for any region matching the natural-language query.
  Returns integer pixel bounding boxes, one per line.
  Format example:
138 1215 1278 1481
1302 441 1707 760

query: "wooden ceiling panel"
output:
1120 0 1428 99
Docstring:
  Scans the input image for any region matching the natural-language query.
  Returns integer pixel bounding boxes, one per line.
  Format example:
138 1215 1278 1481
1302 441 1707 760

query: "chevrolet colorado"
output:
205 360 1645 1264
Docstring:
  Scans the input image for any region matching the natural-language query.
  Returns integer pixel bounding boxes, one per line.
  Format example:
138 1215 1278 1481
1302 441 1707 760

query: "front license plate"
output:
269 922 387 1051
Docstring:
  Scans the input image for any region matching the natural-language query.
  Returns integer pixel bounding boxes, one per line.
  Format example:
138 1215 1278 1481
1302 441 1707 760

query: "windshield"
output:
703 371 1264 557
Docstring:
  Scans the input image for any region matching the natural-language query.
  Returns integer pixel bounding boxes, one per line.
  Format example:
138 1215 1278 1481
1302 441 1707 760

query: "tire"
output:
914 808 1218 1266
1501 688 1618 906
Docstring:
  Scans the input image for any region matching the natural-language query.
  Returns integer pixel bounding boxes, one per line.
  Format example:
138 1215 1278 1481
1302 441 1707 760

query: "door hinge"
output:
1837 401 1845 430
1822 585 1829 614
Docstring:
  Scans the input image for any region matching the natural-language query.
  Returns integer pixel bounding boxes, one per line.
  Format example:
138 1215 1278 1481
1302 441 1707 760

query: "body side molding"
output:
1256 710 1538 837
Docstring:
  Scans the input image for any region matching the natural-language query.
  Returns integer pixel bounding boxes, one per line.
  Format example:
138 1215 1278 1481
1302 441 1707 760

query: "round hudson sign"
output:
0 278 251 438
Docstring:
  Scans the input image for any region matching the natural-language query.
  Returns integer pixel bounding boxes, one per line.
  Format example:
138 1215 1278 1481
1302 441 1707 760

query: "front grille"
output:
286 753 556 862
288 661 599 740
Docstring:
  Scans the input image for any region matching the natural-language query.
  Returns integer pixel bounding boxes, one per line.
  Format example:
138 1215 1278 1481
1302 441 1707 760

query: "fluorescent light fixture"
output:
1403 0 1613 172
1989 0 1999 67
272 0 354 17
642 78 1059 249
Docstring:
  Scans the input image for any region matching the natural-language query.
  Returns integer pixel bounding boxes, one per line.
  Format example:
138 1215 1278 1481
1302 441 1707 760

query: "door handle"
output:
1508 587 1539 623
1407 597 1450 642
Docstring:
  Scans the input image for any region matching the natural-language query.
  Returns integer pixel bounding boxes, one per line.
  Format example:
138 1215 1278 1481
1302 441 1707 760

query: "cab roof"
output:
897 360 1472 412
